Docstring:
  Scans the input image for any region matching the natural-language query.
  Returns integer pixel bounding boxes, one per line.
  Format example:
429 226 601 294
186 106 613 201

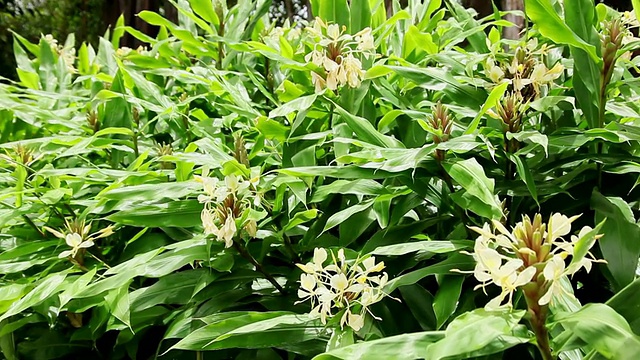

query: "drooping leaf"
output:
433 276 464 329
443 158 503 220
524 0 600 62
551 304 640 359
0 273 67 322
591 191 640 291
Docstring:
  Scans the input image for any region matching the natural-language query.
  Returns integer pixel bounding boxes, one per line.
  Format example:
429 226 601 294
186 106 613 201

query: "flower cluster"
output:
425 102 454 162
0 143 38 167
461 213 604 310
261 21 302 46
485 43 563 101
44 34 76 73
196 173 261 248
303 18 375 92
44 219 114 260
296 248 389 331
116 45 150 58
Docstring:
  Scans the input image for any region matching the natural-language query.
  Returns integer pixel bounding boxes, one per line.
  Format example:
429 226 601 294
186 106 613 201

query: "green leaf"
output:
385 254 475 292
313 331 445 360
59 269 97 308
202 314 322 350
465 81 509 135
508 154 539 205
322 200 374 233
169 312 318 351
350 0 371 33
443 158 503 220
400 285 437 330
371 240 473 256
315 0 350 30
424 309 528 359
524 0 600 62
565 0 602 129
269 95 317 118
508 131 549 157
311 179 389 202
388 66 485 108
284 209 319 232
256 117 290 142
0 273 67 321
551 304 640 359
591 191 640 291
0 319 17 360
0 314 43 338
106 283 132 329
189 0 219 25
315 309 527 360
106 200 203 227
111 15 125 48
566 218 607 276
433 276 464 329
607 277 640 335
334 103 404 148
403 26 438 62
278 166 399 179
130 270 212 312
99 182 200 202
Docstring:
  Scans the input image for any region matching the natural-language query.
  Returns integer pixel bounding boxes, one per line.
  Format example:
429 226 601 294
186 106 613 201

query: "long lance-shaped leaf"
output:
524 0 600 62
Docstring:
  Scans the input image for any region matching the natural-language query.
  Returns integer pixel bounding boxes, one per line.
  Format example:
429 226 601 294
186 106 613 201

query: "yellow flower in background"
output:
302 20 375 92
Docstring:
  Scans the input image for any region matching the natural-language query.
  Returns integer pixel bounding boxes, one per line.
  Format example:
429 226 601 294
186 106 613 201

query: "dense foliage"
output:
2 0 640 359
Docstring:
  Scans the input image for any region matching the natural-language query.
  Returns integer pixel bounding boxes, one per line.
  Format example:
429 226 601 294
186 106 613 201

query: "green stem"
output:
524 280 555 360
132 132 139 158
283 233 301 263
87 251 111 269
217 21 225 70
0 201 44 237
504 134 515 223
63 203 75 217
23 214 44 237
232 240 286 295
529 304 553 360
438 162 473 238
596 79 608 190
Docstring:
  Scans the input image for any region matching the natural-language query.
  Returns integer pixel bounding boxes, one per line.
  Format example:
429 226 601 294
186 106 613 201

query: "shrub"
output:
1 1 640 359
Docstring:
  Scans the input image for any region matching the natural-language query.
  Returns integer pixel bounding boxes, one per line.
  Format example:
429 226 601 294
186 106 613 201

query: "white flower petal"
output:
65 233 83 247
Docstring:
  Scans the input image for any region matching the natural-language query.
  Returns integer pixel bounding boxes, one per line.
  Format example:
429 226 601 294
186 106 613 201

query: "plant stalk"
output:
22 214 45 237
232 240 286 295
529 304 554 360
438 162 473 238
0 201 44 237
524 280 555 360
217 20 225 70
596 77 608 190
503 132 521 224
283 233 301 263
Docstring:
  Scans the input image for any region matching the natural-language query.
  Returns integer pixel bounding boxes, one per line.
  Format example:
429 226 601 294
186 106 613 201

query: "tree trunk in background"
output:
135 0 160 42
462 0 493 18
103 0 160 48
164 2 179 24
384 0 408 18
502 0 524 40
284 0 294 22
305 0 312 19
